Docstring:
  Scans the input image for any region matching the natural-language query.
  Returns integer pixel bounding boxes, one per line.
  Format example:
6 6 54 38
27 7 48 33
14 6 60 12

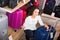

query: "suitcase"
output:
29 0 39 7
33 0 39 7
28 2 33 7
0 14 8 40
46 0 56 4
8 0 18 9
43 4 53 15
34 25 56 40
6 9 23 30
12 9 23 30
21 4 29 10
22 10 27 25
6 13 13 27
43 0 56 15
33 2 39 7
30 0 39 3
54 5 60 18
0 0 8 7
30 0 39 7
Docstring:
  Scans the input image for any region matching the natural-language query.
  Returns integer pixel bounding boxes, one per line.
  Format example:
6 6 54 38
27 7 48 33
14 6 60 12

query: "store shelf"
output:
0 0 30 13
41 13 60 21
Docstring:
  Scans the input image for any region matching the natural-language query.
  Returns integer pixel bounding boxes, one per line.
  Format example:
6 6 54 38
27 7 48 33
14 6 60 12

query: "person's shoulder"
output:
26 16 31 19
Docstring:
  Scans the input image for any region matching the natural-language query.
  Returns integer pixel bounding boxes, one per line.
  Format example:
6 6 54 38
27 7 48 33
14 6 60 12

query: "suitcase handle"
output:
46 26 52 40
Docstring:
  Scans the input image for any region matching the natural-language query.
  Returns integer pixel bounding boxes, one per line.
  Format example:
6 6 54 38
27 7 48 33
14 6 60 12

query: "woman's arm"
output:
21 25 25 30
38 16 49 29
38 16 44 26
21 17 29 30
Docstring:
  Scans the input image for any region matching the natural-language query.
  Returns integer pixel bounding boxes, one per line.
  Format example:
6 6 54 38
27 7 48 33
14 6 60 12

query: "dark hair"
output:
26 7 40 16
31 7 39 12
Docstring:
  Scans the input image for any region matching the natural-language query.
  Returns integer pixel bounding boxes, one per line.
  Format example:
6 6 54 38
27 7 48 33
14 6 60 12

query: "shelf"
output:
41 13 60 21
0 0 30 13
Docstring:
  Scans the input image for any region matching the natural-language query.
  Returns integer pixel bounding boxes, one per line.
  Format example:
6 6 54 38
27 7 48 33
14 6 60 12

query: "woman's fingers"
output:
44 24 49 30
44 24 48 27
21 26 25 30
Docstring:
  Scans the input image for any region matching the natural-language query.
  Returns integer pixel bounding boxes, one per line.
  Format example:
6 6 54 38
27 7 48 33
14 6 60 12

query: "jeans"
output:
24 30 35 40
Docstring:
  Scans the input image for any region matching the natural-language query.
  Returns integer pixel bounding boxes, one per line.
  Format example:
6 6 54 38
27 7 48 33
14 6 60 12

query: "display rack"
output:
0 0 30 13
41 13 60 21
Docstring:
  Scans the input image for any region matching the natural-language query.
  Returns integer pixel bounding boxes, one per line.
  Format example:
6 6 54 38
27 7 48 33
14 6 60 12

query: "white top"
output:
23 15 44 30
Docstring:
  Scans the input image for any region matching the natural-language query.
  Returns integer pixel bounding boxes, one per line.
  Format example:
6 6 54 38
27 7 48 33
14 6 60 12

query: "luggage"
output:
0 14 8 40
33 0 39 7
46 0 56 5
6 9 23 30
6 13 13 27
33 2 39 7
28 2 33 7
34 25 56 40
54 5 60 18
29 0 39 7
0 0 8 7
12 9 23 30
21 4 29 10
21 1 33 10
43 0 56 15
30 0 39 3
8 0 18 9
43 4 53 15
22 10 27 25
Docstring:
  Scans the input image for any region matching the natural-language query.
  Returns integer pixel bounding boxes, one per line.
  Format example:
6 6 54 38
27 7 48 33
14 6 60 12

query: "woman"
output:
21 7 48 40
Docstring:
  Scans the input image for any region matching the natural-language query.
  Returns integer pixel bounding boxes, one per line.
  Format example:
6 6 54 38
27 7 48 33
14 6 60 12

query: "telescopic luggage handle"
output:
46 26 53 40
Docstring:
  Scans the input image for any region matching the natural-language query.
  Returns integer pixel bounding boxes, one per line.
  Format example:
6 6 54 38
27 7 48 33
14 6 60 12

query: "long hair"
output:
26 7 40 16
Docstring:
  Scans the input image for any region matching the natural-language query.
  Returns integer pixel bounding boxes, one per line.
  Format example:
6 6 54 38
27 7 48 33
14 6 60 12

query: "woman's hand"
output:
44 24 49 30
21 25 25 30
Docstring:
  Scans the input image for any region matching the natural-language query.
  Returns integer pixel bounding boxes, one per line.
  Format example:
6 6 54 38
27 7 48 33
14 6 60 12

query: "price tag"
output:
51 12 55 16
50 32 53 38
